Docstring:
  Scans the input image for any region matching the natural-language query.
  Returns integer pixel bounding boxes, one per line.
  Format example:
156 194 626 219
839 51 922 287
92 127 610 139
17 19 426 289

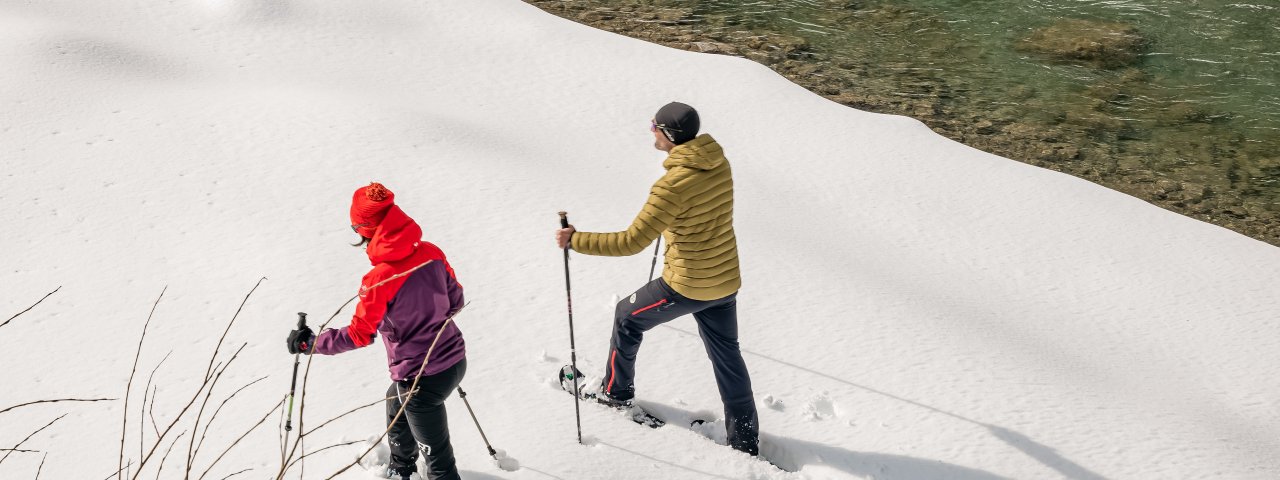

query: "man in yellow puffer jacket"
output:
555 102 758 456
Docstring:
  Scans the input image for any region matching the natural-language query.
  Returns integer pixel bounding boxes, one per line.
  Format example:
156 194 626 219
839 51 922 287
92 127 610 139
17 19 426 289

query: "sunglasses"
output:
351 223 369 233
650 119 682 133
651 119 681 142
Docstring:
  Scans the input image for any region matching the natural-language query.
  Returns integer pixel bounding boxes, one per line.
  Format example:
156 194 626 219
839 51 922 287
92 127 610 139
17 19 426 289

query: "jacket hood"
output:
366 205 422 265
663 134 725 171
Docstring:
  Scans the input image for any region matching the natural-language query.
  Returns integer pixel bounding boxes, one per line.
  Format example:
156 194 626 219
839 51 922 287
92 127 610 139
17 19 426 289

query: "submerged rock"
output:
823 0 864 10
1018 19 1149 69
522 1 1280 247
690 41 737 55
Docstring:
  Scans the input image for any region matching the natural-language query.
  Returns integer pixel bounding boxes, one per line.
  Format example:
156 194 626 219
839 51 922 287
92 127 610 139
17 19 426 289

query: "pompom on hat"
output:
350 182 395 238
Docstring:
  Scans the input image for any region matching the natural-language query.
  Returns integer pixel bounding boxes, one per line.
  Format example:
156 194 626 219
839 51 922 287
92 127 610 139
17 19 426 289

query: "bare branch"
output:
0 448 40 453
194 375 268 457
0 414 66 467
36 452 48 480
148 386 160 438
186 343 249 474
217 468 253 480
120 286 167 480
203 277 267 382
284 440 361 471
129 377 210 480
277 395 287 467
1 286 60 330
0 398 114 416
302 392 407 438
141 351 174 448
197 397 284 480
140 385 148 464
100 461 131 480
153 431 186 480
129 279 265 480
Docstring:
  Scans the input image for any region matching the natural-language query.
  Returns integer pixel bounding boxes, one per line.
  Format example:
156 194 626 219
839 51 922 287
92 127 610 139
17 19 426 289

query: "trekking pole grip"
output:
558 211 569 229
285 312 307 432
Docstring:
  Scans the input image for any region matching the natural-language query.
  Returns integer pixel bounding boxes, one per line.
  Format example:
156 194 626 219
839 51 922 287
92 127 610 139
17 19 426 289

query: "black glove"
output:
287 326 315 354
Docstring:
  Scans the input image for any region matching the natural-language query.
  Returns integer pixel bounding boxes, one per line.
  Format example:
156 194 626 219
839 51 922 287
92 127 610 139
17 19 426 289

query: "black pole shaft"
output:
558 211 583 444
648 238 661 282
285 312 307 431
456 387 498 457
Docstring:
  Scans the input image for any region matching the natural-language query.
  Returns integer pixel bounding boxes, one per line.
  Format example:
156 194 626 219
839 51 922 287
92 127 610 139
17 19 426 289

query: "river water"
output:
527 0 1280 245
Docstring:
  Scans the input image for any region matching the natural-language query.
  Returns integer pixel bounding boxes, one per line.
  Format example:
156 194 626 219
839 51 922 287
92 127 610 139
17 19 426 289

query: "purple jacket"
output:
314 206 465 381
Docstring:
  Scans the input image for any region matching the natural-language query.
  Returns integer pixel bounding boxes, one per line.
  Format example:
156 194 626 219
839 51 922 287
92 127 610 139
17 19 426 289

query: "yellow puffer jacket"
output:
572 134 740 301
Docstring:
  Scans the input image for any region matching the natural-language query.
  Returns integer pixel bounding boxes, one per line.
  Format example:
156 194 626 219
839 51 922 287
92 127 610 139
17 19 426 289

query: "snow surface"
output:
3 1 1279 479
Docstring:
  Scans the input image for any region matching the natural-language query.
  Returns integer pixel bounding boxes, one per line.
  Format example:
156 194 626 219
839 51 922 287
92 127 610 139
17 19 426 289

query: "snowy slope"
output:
3 1 1279 479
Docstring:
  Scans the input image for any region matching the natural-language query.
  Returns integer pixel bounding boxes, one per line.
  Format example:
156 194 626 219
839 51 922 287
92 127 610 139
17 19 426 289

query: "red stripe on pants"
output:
631 298 667 316
606 349 618 394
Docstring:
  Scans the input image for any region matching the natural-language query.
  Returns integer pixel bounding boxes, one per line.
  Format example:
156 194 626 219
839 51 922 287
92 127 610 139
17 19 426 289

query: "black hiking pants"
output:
386 358 466 480
601 278 759 455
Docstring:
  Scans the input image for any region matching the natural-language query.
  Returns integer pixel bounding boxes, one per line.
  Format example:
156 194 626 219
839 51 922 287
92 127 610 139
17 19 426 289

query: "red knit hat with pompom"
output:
350 182 395 238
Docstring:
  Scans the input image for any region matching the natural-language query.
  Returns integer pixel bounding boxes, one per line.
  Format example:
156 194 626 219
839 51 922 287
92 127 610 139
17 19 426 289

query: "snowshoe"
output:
558 365 665 428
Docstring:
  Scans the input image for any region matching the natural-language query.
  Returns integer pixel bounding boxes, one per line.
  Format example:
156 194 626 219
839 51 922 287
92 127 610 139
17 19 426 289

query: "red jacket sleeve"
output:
347 267 393 348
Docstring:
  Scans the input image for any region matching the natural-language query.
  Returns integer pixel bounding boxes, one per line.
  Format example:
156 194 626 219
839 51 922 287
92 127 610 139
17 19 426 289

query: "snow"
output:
3 0 1279 479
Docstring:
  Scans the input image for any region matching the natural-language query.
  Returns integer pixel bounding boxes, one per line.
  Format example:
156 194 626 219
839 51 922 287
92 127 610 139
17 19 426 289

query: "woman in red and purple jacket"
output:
287 182 466 480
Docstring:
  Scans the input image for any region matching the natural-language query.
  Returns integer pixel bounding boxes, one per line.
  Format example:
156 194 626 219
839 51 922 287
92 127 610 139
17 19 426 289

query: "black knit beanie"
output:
654 102 700 145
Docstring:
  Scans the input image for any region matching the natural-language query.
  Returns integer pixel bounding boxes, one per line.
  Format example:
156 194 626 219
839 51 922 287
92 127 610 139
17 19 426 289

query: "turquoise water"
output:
526 0 1280 242
544 0 1280 219
685 0 1280 199
689 0 1280 124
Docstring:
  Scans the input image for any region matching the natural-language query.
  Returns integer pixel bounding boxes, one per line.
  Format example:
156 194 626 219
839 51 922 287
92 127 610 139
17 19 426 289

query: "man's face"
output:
651 119 675 152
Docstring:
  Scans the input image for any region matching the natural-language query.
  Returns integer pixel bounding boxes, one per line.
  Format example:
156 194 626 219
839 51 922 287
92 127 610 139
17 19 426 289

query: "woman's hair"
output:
352 236 371 247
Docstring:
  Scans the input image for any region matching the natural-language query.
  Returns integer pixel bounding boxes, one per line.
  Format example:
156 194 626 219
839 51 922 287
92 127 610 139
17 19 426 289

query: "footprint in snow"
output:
800 392 839 422
762 394 785 411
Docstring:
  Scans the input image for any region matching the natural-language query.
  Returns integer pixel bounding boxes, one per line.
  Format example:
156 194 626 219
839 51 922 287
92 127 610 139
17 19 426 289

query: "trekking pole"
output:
285 312 307 431
456 386 498 458
648 238 661 281
558 211 583 444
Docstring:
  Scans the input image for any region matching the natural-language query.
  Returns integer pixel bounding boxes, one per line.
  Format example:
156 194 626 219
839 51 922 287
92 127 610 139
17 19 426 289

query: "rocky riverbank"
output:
525 0 1280 247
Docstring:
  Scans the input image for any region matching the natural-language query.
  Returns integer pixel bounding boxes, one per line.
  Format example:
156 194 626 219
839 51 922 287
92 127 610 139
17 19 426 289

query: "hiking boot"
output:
384 465 415 480
595 390 633 409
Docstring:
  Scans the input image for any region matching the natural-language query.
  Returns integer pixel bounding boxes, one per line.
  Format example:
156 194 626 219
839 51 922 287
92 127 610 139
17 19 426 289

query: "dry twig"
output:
1 286 60 330
35 452 48 480
100 461 131 480
0 398 114 416
197 397 284 480
303 392 407 438
1 414 66 467
203 278 267 383
147 386 160 439
283 440 361 471
140 350 173 455
193 375 268 457
186 343 249 475
277 394 288 467
129 278 265 480
217 468 253 480
119 286 167 480
153 431 186 480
